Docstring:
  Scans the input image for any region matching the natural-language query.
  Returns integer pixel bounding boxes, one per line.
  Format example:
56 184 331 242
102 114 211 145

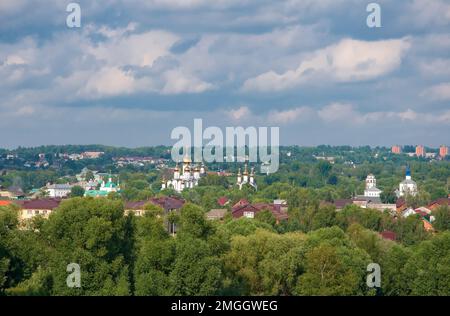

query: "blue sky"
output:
0 0 449 148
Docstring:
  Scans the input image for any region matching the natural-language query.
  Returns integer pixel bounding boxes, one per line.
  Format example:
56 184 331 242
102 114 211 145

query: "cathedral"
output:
236 163 257 190
162 155 206 193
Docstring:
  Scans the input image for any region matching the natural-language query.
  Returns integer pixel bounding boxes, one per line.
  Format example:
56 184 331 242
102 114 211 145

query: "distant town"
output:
1 144 449 296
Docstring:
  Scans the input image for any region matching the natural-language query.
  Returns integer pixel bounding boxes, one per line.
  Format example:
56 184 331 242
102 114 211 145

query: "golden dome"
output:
183 155 192 163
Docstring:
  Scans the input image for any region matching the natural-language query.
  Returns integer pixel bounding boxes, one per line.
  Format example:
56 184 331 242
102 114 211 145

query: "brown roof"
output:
232 203 289 221
150 196 185 211
17 198 61 210
396 198 406 208
334 199 354 209
125 200 152 210
206 209 228 220
232 199 249 211
428 198 450 208
126 196 185 211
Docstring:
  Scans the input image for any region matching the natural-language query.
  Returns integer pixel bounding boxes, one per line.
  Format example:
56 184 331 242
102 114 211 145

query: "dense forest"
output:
1 194 449 296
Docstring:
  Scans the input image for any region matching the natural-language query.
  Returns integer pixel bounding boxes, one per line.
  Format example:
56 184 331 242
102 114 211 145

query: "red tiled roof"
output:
217 196 229 206
414 210 429 217
380 231 396 241
17 199 61 210
232 199 249 211
0 200 12 206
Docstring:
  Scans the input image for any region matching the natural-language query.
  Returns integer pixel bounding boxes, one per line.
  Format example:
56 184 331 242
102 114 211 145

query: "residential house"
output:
427 197 450 211
125 196 185 234
46 183 72 198
206 209 228 221
231 200 289 223
16 199 61 222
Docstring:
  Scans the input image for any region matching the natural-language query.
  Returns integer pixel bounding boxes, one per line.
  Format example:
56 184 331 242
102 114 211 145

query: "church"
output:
363 174 382 198
236 163 257 191
355 173 382 203
396 166 418 197
162 155 206 193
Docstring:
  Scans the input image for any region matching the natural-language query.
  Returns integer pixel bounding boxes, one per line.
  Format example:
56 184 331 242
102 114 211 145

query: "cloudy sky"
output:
1 0 449 148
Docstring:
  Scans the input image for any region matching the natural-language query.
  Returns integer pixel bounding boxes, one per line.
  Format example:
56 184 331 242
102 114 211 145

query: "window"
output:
243 211 254 219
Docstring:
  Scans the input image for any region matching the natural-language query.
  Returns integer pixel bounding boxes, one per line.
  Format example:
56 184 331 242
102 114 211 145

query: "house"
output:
125 196 185 217
232 199 250 212
427 197 450 211
415 206 432 215
333 198 396 213
232 203 260 219
217 196 230 207
124 200 152 217
365 203 397 213
334 199 355 210
16 199 61 222
206 209 228 221
422 219 434 232
0 186 26 200
401 208 416 218
231 202 289 223
46 183 72 198
125 196 185 234
396 198 407 214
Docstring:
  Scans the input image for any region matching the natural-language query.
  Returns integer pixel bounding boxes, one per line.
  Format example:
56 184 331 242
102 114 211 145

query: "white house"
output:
46 183 72 198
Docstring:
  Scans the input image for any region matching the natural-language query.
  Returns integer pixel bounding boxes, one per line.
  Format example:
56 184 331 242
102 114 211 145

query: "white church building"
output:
162 155 206 193
363 174 382 198
236 163 257 190
396 166 418 197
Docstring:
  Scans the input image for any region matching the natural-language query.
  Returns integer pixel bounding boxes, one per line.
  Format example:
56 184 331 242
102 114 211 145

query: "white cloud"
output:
268 107 313 124
243 38 411 92
80 67 139 97
318 103 357 123
161 69 214 94
421 82 450 101
419 58 450 76
88 30 179 67
228 106 252 121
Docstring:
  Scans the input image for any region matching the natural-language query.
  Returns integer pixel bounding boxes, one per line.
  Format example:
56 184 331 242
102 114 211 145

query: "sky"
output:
0 0 449 148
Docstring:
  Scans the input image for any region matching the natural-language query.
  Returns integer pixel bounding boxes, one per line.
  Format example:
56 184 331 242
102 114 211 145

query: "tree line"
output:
1 197 449 296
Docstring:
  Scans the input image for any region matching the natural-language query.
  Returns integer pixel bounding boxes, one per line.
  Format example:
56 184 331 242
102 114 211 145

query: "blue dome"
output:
406 165 411 177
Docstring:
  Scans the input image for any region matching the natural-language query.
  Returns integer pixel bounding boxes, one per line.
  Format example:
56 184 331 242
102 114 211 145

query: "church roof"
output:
104 181 117 188
365 187 382 192
401 179 417 185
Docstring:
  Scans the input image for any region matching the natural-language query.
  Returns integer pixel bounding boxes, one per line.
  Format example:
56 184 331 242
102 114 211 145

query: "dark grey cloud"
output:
1 0 449 148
